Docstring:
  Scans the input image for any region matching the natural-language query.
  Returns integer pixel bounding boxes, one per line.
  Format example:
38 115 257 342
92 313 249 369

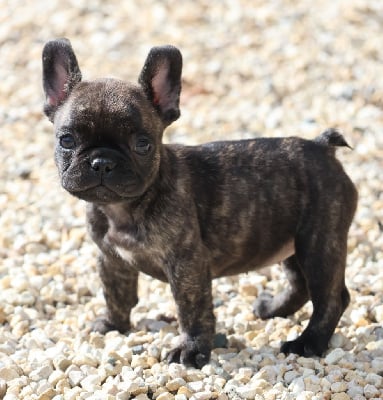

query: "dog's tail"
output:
314 128 353 150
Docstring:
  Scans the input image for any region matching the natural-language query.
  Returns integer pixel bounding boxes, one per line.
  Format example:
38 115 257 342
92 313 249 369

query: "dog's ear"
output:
42 38 82 121
138 45 182 126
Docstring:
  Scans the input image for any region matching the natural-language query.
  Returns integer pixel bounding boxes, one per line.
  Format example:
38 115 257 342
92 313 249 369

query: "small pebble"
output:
296 392 315 400
331 381 348 393
168 364 187 379
331 393 351 400
0 368 19 381
166 378 187 392
188 381 204 393
236 385 259 399
174 395 188 400
363 383 381 399
177 386 193 398
53 356 71 372
80 374 102 392
289 377 305 395
284 370 300 384
324 348 345 365
156 392 175 400
30 365 54 381
67 368 85 387
132 345 145 355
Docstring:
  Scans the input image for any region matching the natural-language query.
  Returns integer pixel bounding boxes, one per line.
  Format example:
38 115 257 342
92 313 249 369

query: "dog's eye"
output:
134 137 152 155
59 134 76 149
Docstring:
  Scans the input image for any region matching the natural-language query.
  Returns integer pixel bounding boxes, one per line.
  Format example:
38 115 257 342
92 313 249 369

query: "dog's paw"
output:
281 337 326 357
91 317 119 334
166 341 211 368
253 292 274 319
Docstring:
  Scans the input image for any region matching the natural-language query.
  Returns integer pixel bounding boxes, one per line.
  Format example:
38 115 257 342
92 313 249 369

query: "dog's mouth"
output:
68 183 143 203
61 169 145 203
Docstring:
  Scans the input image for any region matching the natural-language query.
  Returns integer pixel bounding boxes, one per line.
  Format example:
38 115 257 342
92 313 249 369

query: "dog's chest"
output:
114 245 136 265
106 222 169 281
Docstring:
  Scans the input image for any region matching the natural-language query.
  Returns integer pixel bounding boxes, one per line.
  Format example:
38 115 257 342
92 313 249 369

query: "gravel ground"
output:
0 0 383 399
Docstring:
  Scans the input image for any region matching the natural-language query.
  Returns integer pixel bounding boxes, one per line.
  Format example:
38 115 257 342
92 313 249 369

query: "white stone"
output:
374 304 383 323
168 363 187 379
53 356 71 371
36 382 54 396
156 392 175 400
224 382 239 398
236 385 259 399
366 372 382 387
166 378 186 391
0 367 19 381
296 391 315 400
249 378 270 391
67 368 86 387
284 370 300 384
329 333 345 348
72 352 99 368
331 394 351 400
60 386 82 400
193 391 216 400
119 380 139 393
29 365 54 381
133 394 150 400
297 357 316 369
347 384 364 398
363 383 380 398
201 364 215 376
288 377 305 395
48 370 66 386
174 395 188 400
187 380 204 393
115 393 131 400
371 358 383 374
304 375 321 393
147 345 161 358
80 374 102 391
3 395 19 400
331 381 348 392
153 374 167 387
320 377 331 391
324 348 345 364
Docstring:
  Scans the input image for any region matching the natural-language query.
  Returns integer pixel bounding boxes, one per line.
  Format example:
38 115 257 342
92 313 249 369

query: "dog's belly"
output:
211 239 295 278
259 240 295 267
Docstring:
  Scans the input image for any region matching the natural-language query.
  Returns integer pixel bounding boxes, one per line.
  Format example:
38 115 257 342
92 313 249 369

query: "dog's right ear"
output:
42 38 82 121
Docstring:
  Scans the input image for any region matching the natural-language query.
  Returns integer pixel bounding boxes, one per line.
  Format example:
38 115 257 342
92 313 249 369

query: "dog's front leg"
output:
92 252 139 334
165 259 215 368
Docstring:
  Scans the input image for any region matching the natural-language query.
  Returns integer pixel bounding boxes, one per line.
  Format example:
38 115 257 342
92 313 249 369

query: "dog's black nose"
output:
90 158 116 173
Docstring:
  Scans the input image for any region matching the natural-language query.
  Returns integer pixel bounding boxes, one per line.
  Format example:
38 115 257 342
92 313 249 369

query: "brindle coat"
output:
42 38 358 368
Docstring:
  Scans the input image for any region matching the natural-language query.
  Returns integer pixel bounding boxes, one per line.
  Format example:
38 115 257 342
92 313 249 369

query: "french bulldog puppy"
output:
42 38 358 368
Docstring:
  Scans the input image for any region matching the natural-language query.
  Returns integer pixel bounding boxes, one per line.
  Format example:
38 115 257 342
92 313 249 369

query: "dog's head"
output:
42 38 182 204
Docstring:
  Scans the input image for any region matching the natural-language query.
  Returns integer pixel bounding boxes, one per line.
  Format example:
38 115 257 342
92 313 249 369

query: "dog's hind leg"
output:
280 230 350 357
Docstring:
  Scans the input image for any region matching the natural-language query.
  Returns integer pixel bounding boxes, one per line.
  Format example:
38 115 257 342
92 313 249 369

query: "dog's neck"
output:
97 145 175 227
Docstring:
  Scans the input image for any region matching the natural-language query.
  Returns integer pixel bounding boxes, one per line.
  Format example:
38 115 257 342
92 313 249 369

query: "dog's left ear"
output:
138 45 182 126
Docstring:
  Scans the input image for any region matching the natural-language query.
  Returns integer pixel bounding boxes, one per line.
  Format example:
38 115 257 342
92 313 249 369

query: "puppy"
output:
42 38 357 368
